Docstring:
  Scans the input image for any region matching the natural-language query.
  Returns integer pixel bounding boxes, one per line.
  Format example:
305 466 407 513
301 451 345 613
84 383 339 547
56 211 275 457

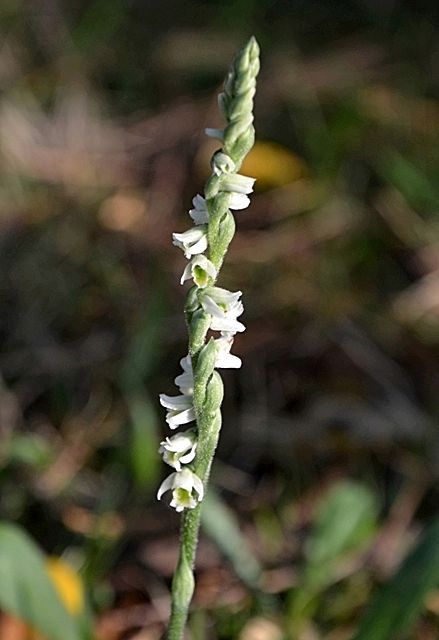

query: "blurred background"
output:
1 1 439 638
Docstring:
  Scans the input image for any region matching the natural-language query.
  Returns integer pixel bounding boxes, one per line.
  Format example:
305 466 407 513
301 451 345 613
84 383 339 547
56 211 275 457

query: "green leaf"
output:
0 522 81 640
201 489 262 589
128 394 160 490
305 481 377 585
377 151 439 210
6 433 52 469
288 481 378 631
354 518 439 640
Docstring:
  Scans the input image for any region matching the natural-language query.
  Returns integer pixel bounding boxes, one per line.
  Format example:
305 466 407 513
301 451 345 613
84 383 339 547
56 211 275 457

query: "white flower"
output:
214 336 242 368
211 151 236 176
159 430 197 471
174 355 193 394
180 254 217 288
201 286 245 333
220 173 255 195
172 226 208 259
159 393 195 429
188 193 250 227
157 468 204 512
189 194 209 225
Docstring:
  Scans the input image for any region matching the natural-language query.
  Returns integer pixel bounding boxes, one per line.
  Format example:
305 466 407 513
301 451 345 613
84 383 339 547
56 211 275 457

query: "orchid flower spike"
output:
158 37 260 637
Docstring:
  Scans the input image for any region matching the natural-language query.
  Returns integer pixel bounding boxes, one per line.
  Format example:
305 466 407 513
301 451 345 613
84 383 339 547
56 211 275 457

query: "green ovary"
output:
193 266 208 287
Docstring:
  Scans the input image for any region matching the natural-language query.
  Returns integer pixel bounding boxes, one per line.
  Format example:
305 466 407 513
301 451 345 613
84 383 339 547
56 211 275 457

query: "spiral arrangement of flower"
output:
156 37 260 639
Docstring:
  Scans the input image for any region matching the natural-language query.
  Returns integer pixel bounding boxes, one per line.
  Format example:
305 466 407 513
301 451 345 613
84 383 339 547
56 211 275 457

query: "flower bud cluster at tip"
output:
158 37 259 513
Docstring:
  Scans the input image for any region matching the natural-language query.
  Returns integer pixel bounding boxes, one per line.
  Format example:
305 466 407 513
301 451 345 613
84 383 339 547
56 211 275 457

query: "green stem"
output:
167 407 222 639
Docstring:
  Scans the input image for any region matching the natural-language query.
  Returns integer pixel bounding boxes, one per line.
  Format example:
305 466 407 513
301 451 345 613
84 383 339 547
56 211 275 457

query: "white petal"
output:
192 474 204 501
173 227 205 243
174 370 193 394
221 174 255 195
216 351 242 368
210 317 246 333
205 286 242 306
186 234 208 256
175 356 194 393
190 209 209 225
180 355 192 372
177 468 195 492
179 448 197 465
201 294 225 318
205 127 224 140
229 299 244 318
229 193 250 210
189 195 209 225
180 262 193 285
159 393 192 410
166 406 196 428
157 473 177 500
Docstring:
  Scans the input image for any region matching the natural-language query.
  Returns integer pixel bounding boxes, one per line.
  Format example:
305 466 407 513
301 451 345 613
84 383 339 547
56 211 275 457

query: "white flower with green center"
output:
180 254 217 288
172 226 208 259
201 286 245 333
157 468 204 512
159 393 195 429
211 151 236 176
159 430 197 471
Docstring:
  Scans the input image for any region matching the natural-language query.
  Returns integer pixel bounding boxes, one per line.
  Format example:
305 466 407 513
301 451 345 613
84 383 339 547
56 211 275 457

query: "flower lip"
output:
214 336 242 369
229 193 250 210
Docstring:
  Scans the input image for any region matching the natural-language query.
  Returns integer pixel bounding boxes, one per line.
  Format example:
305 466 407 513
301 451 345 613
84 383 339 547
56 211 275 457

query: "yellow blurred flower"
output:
239 141 306 189
45 557 84 617
0 558 85 640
